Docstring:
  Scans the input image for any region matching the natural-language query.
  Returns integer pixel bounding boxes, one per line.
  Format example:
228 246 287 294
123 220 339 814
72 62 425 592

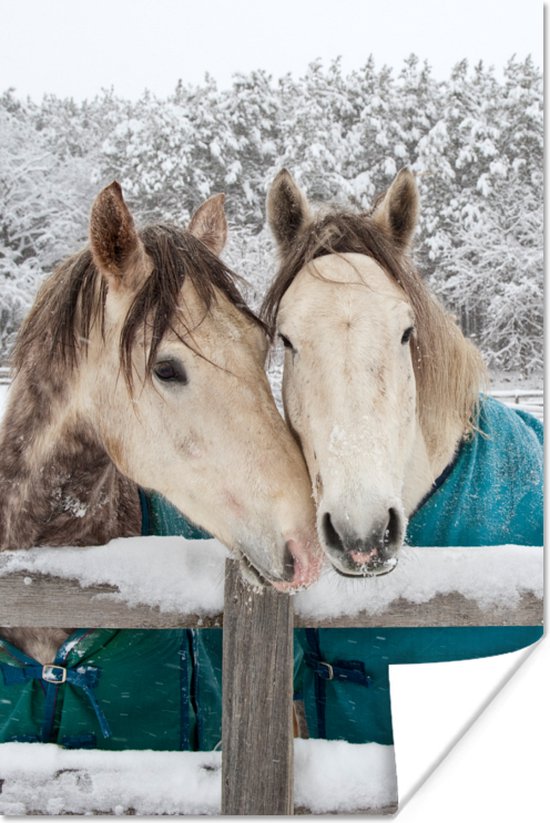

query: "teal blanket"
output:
0 627 221 750
407 396 543 547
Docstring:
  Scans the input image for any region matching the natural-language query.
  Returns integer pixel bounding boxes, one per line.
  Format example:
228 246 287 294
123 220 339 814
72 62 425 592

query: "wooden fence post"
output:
221 559 294 815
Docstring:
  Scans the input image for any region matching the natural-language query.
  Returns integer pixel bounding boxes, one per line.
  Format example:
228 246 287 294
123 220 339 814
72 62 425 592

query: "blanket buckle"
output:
42 664 67 684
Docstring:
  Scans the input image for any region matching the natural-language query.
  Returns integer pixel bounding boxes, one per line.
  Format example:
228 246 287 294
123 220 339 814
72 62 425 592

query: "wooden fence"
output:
0 547 543 815
490 388 543 421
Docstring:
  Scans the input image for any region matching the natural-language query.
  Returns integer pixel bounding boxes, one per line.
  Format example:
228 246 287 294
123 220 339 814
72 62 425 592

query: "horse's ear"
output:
89 181 144 289
372 168 419 252
267 169 311 251
188 193 228 255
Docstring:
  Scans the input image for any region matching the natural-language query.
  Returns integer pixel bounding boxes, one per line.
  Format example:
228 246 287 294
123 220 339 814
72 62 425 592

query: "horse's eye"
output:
401 326 414 345
278 333 296 353
153 359 188 384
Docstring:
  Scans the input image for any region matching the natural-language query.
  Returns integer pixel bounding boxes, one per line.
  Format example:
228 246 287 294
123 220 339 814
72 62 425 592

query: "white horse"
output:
0 182 322 662
264 169 485 577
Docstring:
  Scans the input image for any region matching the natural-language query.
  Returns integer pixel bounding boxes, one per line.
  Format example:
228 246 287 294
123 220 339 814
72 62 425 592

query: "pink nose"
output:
272 535 323 592
350 547 380 566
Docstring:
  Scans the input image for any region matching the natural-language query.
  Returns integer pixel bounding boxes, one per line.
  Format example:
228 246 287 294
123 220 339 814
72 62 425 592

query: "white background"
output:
0 0 542 100
390 638 548 821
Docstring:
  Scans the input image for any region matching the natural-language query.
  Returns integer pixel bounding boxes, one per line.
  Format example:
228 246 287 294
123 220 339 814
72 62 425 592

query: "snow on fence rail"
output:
0 539 543 815
0 538 543 628
0 367 10 385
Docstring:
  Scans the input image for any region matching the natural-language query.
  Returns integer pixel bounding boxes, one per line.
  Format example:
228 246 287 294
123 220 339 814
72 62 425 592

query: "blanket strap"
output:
303 628 371 738
303 651 372 687
0 662 112 739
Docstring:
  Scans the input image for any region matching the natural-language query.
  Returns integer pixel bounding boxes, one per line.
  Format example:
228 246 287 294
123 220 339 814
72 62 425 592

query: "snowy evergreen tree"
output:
221 70 281 229
97 90 196 223
343 59 396 206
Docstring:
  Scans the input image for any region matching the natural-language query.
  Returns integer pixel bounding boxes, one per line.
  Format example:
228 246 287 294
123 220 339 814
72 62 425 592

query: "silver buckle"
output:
42 664 67 684
319 661 334 680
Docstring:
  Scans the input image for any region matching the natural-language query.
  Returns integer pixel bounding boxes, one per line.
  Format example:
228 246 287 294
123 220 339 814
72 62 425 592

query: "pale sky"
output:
0 0 543 100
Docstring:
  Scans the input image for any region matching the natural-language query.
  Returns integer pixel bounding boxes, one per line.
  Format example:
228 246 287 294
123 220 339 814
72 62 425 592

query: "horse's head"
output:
264 169 473 577
78 182 322 589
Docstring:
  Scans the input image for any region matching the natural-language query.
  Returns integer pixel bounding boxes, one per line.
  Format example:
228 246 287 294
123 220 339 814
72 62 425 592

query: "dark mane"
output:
261 210 418 332
13 224 265 386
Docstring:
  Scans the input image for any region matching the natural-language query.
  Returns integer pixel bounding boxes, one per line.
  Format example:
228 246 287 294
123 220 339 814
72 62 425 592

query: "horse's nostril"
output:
322 512 344 553
385 507 401 547
283 542 295 582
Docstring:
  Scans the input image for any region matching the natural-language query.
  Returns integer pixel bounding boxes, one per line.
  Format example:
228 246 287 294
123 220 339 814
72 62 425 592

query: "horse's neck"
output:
0 370 141 663
401 301 484 517
0 627 74 665
401 418 463 517
0 371 142 550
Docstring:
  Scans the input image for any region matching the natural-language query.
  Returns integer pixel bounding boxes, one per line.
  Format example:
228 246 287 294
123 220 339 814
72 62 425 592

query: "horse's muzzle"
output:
271 536 324 591
238 534 323 591
320 508 404 577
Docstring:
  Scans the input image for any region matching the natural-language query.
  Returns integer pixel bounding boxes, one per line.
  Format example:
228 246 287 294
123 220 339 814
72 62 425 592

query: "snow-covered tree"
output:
0 98 97 360
434 168 542 374
221 70 282 229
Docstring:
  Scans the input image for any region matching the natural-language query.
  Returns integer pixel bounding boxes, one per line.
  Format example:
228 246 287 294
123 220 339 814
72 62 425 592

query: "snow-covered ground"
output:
0 739 398 815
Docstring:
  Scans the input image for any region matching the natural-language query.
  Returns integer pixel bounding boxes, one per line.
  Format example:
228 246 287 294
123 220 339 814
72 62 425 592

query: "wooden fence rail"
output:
0 549 544 815
0 565 542 629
